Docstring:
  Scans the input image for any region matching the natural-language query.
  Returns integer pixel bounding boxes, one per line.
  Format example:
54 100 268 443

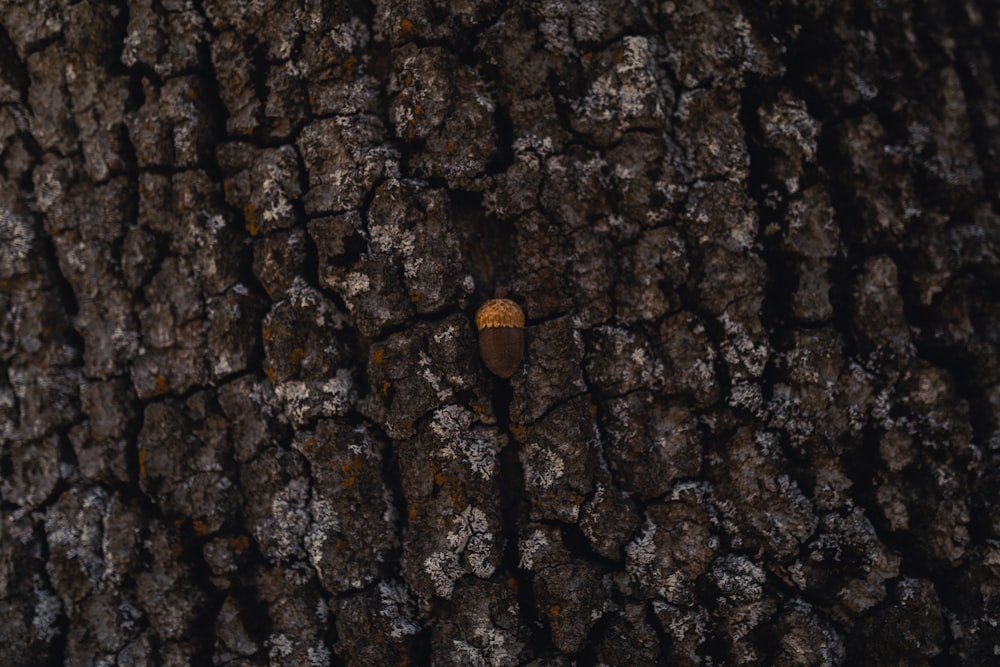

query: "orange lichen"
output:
243 201 256 224
449 482 466 510
230 535 251 551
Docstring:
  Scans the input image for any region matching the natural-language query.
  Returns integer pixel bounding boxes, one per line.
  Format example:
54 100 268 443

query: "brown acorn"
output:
475 297 524 378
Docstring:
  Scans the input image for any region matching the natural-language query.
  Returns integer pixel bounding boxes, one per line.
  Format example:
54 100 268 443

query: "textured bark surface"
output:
1 0 999 665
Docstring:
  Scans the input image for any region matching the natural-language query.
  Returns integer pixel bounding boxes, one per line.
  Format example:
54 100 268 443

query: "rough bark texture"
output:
1 0 999 665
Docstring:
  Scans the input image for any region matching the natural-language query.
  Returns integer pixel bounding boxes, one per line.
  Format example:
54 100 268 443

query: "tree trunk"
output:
1 0 998 664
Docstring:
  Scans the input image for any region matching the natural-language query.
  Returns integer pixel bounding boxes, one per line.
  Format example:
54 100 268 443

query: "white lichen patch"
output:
714 556 772 643
728 381 764 416
521 443 565 491
34 168 65 212
0 208 34 278
378 580 421 639
519 529 549 570
625 521 657 570
625 520 668 597
326 16 370 52
423 550 463 598
760 95 820 165
259 477 310 561
267 633 294 661
431 405 498 480
320 368 354 414
418 351 453 402
591 325 665 392
304 498 341 572
630 336 664 389
577 36 665 130
726 207 758 252
432 324 475 390
453 626 514 667
341 271 371 299
626 522 688 603
719 311 770 379
369 214 416 264
248 380 283 421
447 506 495 578
260 166 295 224
274 381 314 424
306 643 331 667
423 505 497 598
45 487 111 589
31 573 62 642
275 370 353 426
347 423 380 458
652 599 709 647
615 35 663 116
432 322 461 345
286 276 321 310
213 354 235 378
402 254 424 282
537 2 575 55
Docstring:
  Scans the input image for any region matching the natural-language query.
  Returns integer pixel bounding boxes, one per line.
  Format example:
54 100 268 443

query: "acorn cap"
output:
475 298 525 330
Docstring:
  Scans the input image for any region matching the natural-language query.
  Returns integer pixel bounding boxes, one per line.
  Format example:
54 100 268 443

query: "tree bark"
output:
1 0 998 664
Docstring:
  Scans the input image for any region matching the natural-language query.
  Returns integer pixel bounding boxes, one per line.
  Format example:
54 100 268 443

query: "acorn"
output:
475 296 524 378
